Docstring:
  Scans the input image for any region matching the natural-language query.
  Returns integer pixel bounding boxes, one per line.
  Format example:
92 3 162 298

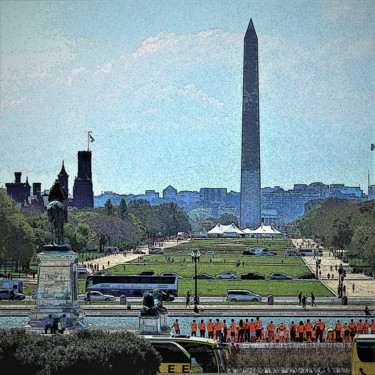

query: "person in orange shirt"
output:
371 319 375 334
305 319 313 342
297 321 305 342
314 319 325 343
335 320 342 342
230 319 236 343
289 321 297 342
222 319 228 343
244 319 250 342
349 319 357 342
173 319 180 334
278 322 286 343
207 319 214 339
274 328 280 343
249 319 256 342
255 316 263 342
199 319 206 338
363 320 369 334
215 319 223 342
267 321 275 342
191 319 197 337
357 319 364 334
343 323 350 343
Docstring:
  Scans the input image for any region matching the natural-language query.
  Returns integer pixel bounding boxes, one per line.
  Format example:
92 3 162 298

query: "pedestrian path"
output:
293 239 375 298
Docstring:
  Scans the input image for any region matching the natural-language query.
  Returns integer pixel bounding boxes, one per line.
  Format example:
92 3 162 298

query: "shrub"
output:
0 329 161 375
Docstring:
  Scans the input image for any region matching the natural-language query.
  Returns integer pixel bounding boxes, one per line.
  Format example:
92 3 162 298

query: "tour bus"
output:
85 274 178 297
143 335 228 373
351 334 375 375
0 279 23 293
145 339 192 373
77 268 90 279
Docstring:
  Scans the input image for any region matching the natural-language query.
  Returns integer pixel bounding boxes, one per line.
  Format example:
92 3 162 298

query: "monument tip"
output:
245 18 257 39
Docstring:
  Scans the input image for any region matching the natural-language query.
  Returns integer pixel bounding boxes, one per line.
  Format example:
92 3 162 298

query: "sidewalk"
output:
293 239 375 298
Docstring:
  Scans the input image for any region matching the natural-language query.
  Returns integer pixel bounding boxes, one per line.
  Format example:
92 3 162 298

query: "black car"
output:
0 289 26 300
240 272 266 280
297 273 316 279
193 273 215 279
242 250 256 256
139 271 155 275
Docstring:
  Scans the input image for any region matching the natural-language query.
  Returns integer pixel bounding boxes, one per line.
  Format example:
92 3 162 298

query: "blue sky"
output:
1 0 374 195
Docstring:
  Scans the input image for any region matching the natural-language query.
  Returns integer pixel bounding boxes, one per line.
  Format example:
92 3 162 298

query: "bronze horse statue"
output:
47 201 67 244
47 179 68 244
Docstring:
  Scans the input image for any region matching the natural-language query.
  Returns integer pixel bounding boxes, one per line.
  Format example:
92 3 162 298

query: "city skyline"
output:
1 1 374 195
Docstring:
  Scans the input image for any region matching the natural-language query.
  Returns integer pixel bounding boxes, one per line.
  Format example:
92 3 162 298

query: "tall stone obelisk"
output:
240 19 261 229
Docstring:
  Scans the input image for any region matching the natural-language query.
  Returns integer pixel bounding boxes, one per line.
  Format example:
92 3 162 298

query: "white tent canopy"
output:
244 223 283 237
207 223 245 237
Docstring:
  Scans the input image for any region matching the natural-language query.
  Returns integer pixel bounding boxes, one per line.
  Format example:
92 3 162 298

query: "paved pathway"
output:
293 239 375 298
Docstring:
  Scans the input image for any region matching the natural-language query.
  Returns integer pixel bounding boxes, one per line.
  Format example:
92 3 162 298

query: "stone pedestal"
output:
26 244 89 331
139 312 170 335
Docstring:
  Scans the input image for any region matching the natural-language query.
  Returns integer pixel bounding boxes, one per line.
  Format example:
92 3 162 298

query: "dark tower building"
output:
58 160 69 196
240 19 261 229
6 172 31 206
73 151 94 208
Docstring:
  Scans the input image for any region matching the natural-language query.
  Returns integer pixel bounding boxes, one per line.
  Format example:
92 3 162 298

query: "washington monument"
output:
240 19 261 229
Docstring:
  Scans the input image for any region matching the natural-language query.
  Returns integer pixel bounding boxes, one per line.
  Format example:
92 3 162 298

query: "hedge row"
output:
0 329 161 375
227 345 351 374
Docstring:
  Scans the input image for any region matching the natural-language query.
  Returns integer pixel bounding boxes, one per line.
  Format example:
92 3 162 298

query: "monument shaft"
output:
240 19 261 229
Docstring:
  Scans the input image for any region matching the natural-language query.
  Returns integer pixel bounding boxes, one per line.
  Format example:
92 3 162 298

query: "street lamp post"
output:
191 250 201 313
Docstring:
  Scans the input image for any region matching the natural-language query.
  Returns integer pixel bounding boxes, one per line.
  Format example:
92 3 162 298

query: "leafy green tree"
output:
218 213 239 226
105 198 114 216
118 198 128 220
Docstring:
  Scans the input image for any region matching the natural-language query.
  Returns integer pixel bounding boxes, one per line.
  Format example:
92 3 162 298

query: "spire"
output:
25 176 30 187
245 19 257 41
58 160 69 177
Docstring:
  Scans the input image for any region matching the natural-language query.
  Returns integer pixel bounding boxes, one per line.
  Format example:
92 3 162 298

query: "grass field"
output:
106 238 334 298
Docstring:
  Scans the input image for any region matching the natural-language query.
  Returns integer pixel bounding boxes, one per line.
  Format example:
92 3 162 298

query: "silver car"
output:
78 291 116 302
226 289 261 302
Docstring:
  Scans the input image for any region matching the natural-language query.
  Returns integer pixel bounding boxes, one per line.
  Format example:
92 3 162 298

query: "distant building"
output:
6 172 30 206
73 151 94 208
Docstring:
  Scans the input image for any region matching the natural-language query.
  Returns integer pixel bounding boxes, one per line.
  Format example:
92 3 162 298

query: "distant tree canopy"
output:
296 198 375 275
0 193 35 270
0 194 191 260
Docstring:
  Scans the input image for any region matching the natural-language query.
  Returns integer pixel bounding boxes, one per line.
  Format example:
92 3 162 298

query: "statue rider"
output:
48 179 68 223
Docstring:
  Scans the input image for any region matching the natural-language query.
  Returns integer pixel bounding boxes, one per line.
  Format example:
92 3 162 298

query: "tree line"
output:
296 198 375 276
0 193 191 271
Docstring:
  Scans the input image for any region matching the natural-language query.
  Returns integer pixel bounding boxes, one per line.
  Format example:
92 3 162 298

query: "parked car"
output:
93 271 111 276
297 272 316 279
240 272 265 280
205 251 216 256
226 289 261 302
216 272 238 280
269 273 293 280
133 249 145 254
139 271 155 276
160 272 183 279
78 291 116 302
0 289 26 301
193 273 215 279
149 248 164 254
242 250 256 256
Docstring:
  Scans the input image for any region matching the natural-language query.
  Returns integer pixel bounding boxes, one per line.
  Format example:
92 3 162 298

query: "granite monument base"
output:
26 244 89 332
139 312 170 335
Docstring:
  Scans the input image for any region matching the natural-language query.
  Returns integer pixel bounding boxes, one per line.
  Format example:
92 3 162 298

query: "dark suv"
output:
0 289 26 300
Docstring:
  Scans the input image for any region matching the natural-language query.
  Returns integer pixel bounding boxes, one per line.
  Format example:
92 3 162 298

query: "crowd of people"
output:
172 317 375 344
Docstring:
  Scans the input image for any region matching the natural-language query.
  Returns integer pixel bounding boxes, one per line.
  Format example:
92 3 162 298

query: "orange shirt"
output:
255 320 262 329
267 323 275 332
215 321 223 331
173 322 180 331
207 322 214 332
298 324 305 333
289 323 296 332
305 322 313 331
349 322 356 331
191 322 197 332
278 324 286 332
335 322 342 331
371 322 375 332
199 322 205 331
249 322 256 332
357 322 364 332
230 322 236 332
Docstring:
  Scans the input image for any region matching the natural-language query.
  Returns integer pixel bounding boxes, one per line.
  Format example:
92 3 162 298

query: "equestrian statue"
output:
47 179 68 244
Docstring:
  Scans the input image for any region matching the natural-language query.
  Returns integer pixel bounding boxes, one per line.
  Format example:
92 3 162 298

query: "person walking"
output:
311 292 316 307
302 295 307 309
298 292 302 305
352 283 355 293
185 290 191 308
85 291 92 305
